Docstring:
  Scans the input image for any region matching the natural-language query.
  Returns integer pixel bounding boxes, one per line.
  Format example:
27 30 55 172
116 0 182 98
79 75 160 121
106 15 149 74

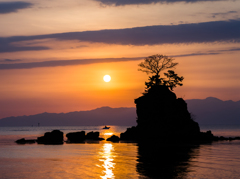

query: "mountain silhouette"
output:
0 97 240 126
187 97 240 125
0 107 137 126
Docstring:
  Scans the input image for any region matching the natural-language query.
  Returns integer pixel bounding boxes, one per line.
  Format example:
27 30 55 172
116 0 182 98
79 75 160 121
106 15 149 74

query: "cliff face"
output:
134 85 200 141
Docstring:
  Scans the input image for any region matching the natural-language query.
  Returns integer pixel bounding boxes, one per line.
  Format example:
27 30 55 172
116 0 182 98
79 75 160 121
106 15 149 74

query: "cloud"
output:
216 47 240 52
0 20 240 52
0 59 22 62
173 47 240 57
172 52 220 57
0 57 144 70
0 43 49 52
212 11 238 18
0 1 32 14
1 46 239 70
95 0 221 6
2 46 240 69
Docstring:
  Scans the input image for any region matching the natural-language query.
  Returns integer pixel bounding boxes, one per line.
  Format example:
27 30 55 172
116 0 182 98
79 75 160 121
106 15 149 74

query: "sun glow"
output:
103 75 111 82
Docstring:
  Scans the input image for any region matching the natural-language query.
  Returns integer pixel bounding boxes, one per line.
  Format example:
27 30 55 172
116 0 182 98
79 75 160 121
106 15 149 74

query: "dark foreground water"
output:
0 125 240 179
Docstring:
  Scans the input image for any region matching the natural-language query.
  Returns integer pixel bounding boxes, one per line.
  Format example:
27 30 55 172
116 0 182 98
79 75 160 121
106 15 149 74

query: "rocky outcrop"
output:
120 85 206 142
120 126 138 141
86 131 101 140
106 135 120 142
37 130 64 145
66 131 86 143
15 130 105 145
66 131 104 143
15 138 36 144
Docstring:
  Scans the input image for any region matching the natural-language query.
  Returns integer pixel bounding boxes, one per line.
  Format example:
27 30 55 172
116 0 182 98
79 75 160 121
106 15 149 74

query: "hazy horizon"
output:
1 96 239 119
1 96 240 127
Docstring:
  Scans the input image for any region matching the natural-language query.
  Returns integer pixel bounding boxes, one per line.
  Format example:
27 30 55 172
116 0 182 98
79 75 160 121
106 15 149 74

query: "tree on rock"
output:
138 54 184 91
119 54 202 142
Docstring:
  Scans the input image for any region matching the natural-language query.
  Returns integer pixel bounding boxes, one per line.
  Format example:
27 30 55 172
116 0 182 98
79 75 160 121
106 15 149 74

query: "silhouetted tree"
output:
163 70 184 90
138 54 184 91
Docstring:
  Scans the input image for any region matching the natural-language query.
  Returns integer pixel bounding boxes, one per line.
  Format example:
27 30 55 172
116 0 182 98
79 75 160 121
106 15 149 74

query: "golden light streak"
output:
99 143 115 179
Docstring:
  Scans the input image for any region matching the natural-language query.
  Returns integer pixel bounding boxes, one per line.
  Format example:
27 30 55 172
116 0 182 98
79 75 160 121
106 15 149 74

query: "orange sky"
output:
0 0 240 118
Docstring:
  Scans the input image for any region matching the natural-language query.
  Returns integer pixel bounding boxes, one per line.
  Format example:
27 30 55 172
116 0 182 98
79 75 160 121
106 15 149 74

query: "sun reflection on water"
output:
99 143 115 179
104 132 113 137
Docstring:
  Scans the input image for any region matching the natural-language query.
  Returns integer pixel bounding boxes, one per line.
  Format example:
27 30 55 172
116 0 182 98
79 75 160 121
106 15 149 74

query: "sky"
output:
0 0 240 119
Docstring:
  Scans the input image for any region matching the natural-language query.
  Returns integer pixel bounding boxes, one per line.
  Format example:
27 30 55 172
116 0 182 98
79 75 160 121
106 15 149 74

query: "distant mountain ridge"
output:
0 97 240 126
0 107 137 126
186 97 240 125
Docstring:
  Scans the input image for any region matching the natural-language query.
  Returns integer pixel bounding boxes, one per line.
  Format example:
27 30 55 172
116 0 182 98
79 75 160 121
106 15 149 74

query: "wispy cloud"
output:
1 46 240 70
0 20 240 53
216 47 240 52
95 0 221 6
0 1 33 14
0 57 144 70
0 42 49 52
0 59 22 62
173 47 240 57
212 11 238 18
172 52 220 57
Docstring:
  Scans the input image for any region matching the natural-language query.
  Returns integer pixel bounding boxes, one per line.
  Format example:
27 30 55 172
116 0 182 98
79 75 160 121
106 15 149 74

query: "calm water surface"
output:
0 125 240 179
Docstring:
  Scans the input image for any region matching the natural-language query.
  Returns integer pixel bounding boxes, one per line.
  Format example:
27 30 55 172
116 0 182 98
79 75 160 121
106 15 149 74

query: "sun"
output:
103 75 111 82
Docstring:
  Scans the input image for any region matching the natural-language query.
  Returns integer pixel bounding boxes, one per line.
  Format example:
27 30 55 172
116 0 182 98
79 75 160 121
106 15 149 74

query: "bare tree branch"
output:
138 54 183 91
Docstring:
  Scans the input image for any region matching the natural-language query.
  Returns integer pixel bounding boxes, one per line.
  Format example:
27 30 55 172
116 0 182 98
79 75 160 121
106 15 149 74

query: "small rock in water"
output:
37 130 64 145
66 131 86 143
15 138 36 144
107 135 120 142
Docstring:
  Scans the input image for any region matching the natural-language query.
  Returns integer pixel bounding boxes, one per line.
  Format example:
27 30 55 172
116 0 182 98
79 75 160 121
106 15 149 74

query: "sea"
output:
0 125 240 179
